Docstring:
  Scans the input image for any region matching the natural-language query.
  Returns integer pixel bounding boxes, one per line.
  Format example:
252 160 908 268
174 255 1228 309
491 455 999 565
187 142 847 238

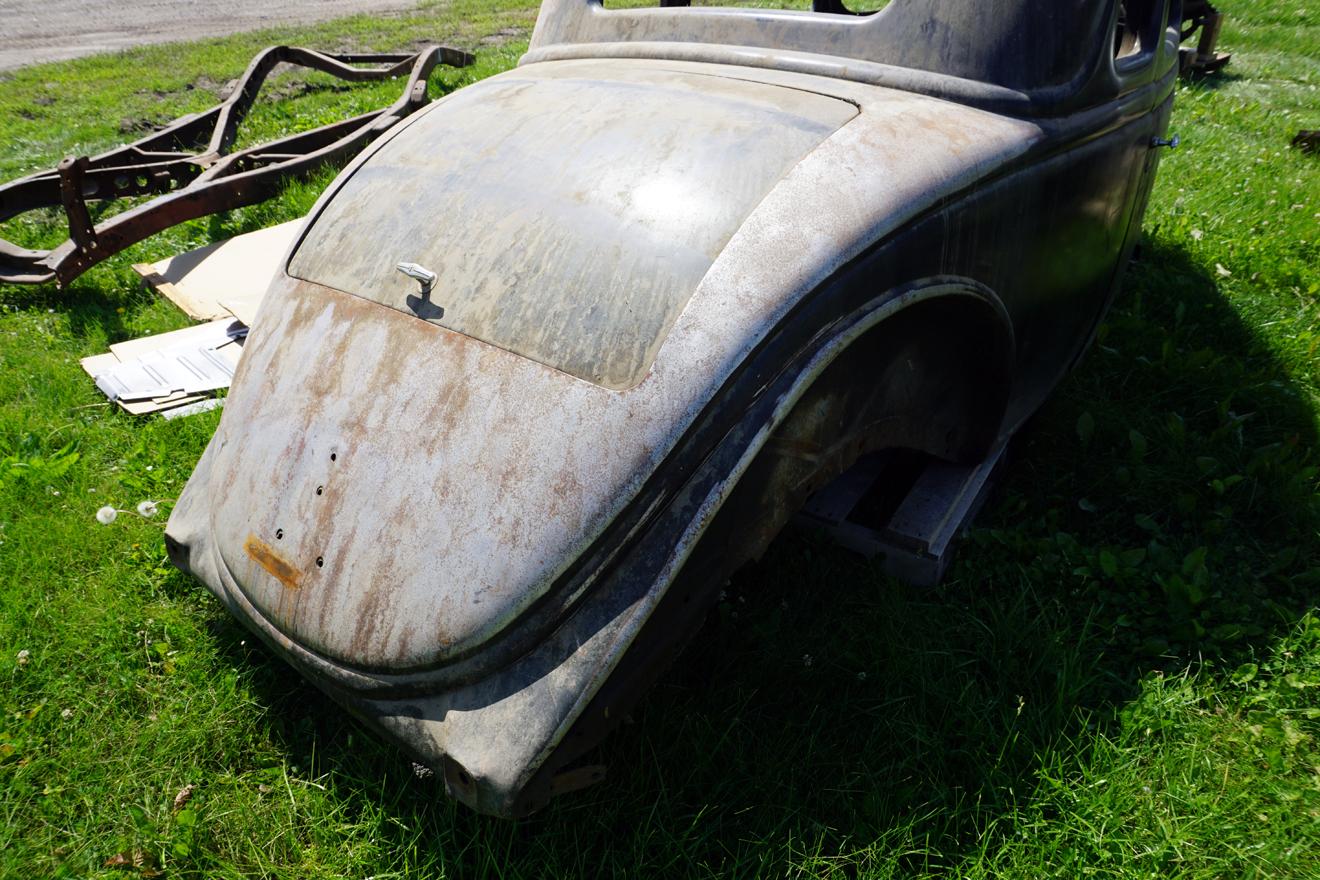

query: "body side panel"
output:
185 59 1044 674
167 59 1172 813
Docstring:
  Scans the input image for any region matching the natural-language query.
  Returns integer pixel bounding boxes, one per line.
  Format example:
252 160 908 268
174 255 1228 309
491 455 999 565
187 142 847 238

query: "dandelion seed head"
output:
136 500 159 518
96 506 118 525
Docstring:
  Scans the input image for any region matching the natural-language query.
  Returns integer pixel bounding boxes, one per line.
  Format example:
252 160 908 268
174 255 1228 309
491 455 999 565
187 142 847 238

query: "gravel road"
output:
0 0 423 71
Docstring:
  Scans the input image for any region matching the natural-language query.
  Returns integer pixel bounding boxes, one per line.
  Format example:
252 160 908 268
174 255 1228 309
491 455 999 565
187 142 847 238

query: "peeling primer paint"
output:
193 59 1040 675
287 64 858 390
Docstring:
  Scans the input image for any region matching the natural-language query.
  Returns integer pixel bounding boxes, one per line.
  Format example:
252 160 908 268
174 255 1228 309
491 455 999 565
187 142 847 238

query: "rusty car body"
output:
166 0 1181 816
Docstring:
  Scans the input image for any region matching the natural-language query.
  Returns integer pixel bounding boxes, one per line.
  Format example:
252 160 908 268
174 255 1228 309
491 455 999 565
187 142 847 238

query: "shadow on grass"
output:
0 274 150 345
1179 66 1244 92
192 236 1318 875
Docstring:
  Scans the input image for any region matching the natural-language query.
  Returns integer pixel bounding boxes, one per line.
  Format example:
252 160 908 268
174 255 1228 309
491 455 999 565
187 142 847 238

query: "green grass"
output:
2 1 1319 876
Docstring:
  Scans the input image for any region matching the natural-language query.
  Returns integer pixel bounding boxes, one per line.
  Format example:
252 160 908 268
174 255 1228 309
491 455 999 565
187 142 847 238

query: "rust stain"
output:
244 533 304 590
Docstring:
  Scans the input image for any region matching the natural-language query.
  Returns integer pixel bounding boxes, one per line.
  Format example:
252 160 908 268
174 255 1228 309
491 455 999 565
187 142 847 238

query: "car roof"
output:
523 0 1179 116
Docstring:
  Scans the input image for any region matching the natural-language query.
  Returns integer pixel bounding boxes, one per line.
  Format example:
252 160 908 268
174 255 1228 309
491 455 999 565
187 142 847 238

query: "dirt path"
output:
0 0 424 71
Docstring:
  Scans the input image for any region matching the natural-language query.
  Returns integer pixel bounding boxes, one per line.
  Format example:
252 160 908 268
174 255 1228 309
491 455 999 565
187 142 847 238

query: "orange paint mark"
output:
244 533 303 590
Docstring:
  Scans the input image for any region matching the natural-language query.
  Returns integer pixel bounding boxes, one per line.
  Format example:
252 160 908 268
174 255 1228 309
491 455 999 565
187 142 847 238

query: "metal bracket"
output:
1178 2 1232 76
794 442 1009 587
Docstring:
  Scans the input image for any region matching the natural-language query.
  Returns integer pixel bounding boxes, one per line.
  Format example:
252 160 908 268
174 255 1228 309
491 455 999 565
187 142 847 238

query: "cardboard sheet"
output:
133 219 302 323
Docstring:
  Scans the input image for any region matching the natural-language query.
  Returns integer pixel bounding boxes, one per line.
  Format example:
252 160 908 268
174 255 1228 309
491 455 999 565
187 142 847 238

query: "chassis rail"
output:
0 45 473 288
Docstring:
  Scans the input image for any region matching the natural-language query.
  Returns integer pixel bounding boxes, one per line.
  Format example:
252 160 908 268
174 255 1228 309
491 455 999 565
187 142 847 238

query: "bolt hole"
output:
315 485 324 495
329 452 337 462
275 528 284 540
315 556 324 568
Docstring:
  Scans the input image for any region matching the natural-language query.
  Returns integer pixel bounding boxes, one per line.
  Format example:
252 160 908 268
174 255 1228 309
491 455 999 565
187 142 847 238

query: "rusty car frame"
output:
0 45 472 287
166 0 1181 816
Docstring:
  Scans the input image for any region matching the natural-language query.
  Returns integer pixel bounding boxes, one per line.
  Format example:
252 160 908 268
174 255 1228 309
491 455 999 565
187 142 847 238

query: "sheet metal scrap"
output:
0 44 473 288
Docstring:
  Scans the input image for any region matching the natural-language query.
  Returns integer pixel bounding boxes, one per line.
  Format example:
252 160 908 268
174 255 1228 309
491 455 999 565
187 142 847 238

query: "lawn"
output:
1 0 1318 877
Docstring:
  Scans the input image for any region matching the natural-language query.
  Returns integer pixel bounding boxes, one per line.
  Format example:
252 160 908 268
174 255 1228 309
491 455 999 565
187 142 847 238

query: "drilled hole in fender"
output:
315 556 324 568
315 485 324 495
275 528 284 540
329 452 337 462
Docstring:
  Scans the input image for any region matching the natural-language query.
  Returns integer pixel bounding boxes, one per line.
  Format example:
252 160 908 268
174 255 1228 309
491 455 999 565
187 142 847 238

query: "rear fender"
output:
527 278 1014 805
713 275 1015 570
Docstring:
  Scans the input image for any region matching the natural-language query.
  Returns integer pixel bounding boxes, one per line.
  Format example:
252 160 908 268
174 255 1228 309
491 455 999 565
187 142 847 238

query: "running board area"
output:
793 442 1008 586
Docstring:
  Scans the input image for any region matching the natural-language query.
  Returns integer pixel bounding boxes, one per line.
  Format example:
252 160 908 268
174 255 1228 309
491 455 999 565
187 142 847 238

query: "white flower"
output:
16 649 30 665
96 506 118 525
136 500 159 518
802 654 813 668
856 671 868 682
61 708 73 719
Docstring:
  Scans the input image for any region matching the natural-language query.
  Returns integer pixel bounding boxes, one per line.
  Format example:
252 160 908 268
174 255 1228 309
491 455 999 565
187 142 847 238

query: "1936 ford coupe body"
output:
166 0 1181 815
